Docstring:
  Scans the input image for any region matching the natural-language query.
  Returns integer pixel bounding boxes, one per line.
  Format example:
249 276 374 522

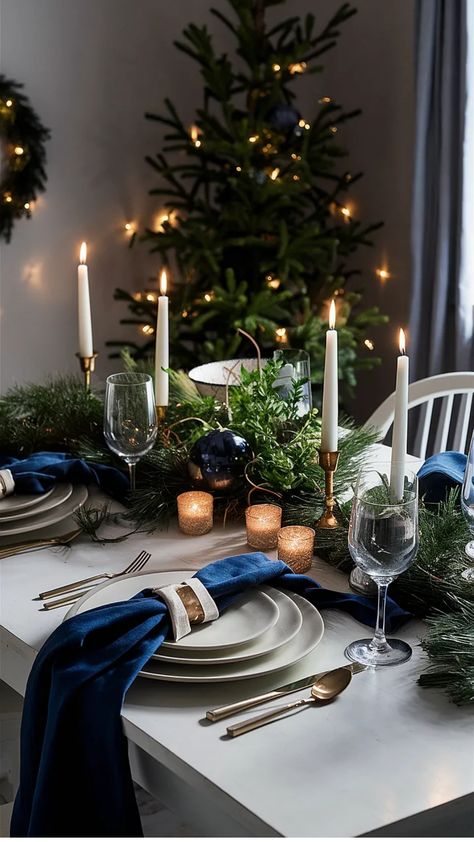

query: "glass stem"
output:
128 462 136 493
373 582 389 650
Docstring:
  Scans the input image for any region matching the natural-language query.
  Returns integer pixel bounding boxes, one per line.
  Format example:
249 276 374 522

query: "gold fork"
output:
39 549 151 601
0 528 82 561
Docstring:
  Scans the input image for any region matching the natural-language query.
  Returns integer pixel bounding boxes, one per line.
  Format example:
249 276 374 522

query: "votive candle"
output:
177 491 213 535
245 504 282 550
277 525 315 573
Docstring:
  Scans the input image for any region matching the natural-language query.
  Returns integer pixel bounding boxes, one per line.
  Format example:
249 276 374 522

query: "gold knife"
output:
206 662 366 722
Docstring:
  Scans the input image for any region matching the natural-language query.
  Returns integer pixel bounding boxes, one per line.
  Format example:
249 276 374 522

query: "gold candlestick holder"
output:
316 449 340 529
156 405 167 423
76 352 98 391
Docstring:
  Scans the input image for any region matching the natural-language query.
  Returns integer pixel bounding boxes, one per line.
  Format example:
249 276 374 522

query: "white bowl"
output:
188 358 269 401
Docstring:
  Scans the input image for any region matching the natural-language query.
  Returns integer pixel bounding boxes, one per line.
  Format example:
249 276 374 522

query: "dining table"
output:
0 444 473 837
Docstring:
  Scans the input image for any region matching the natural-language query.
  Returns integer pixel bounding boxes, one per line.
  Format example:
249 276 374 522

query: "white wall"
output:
0 0 414 419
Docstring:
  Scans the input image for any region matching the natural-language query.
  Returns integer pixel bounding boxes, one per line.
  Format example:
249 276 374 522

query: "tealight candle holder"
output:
277 525 315 574
177 491 213 536
245 504 282 550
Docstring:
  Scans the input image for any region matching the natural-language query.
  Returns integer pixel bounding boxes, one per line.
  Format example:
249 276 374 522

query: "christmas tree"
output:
110 0 387 395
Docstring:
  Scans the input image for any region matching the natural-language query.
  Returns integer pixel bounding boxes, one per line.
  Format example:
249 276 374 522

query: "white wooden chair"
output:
365 372 474 459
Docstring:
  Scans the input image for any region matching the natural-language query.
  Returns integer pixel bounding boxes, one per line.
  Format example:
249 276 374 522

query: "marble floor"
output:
135 784 200 837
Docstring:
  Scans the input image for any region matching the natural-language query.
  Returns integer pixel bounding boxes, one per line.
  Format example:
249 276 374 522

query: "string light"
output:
235 165 242 172
340 206 351 222
272 63 281 72
266 275 281 289
248 135 259 143
142 325 154 335
4 193 12 203
181 309 188 318
298 119 306 128
5 99 13 108
14 146 24 156
275 327 288 343
364 339 375 351
146 293 157 303
124 221 136 236
270 167 280 180
376 267 391 282
204 291 215 302
24 202 30 210
330 126 338 134
292 174 300 181
190 125 202 148
291 153 301 161
288 62 307 75
319 96 332 104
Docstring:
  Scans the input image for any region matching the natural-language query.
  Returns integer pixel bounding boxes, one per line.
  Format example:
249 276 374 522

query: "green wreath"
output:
0 75 50 242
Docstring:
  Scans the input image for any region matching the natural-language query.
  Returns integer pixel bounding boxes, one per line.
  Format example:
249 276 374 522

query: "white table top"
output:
1 466 473 837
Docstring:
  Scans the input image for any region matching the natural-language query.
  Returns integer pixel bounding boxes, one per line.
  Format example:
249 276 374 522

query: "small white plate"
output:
66 570 280 651
0 485 88 537
153 587 302 665
0 483 73 522
0 485 54 514
140 592 324 683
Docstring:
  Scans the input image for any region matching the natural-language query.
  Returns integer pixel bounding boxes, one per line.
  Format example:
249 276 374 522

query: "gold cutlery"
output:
42 587 93 611
38 549 151 601
227 667 352 737
0 528 82 560
206 661 366 721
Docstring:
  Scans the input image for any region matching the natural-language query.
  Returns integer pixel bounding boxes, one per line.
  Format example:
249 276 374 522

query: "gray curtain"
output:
410 0 468 381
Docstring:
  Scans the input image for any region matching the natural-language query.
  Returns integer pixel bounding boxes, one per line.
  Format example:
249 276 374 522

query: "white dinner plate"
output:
140 591 324 683
0 485 88 537
153 587 302 665
66 570 280 650
0 483 73 523
0 485 55 514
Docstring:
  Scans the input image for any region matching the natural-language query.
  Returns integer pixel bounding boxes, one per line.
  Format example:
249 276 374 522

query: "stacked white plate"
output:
66 569 324 683
0 484 88 539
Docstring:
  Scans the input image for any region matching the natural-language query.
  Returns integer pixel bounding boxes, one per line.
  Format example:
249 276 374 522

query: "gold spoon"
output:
226 667 353 738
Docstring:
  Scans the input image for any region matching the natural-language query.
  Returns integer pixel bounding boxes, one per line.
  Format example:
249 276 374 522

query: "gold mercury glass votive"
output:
277 525 316 573
245 504 282 550
177 491 214 536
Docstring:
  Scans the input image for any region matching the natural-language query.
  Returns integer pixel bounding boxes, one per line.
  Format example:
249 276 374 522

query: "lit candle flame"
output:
399 328 406 354
79 242 87 264
159 268 167 296
329 299 336 329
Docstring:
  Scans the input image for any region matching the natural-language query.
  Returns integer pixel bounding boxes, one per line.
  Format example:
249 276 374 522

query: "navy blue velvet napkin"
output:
418 451 466 505
11 552 409 838
0 452 129 500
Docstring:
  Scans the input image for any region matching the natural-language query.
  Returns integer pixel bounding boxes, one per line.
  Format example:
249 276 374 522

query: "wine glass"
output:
461 431 474 581
344 464 419 667
273 349 312 417
104 373 157 492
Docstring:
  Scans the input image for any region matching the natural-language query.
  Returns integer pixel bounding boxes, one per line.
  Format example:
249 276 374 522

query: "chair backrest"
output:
365 372 474 459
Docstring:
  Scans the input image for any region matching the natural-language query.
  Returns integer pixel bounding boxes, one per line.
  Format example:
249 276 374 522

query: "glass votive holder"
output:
177 491 213 535
245 504 282 550
277 525 315 573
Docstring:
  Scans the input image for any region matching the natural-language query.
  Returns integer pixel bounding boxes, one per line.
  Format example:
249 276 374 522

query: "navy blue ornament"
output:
268 103 301 134
188 429 253 494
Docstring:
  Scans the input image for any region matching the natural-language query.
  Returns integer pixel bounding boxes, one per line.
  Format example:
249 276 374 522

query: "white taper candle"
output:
77 242 93 358
155 268 169 406
389 329 409 501
320 300 338 451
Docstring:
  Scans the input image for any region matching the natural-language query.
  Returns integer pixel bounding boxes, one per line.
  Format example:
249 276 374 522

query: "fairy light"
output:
5 99 13 108
266 275 281 289
270 167 280 180
248 134 259 143
181 309 188 318
319 96 332 104
4 193 12 203
14 146 24 156
142 325 154 335
340 206 351 222
190 125 202 148
364 339 375 351
292 174 300 181
24 202 30 210
304 123 310 130
204 293 212 302
376 267 391 283
272 63 281 72
275 327 288 343
235 165 242 172
146 293 157 303
289 61 307 74
291 153 301 161
330 126 338 134
298 119 306 128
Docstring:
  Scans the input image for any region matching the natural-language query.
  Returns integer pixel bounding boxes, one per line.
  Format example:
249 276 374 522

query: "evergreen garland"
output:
0 75 50 242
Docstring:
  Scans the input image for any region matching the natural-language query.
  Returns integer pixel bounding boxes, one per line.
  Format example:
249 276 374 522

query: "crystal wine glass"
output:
461 431 474 581
104 372 157 493
344 464 419 667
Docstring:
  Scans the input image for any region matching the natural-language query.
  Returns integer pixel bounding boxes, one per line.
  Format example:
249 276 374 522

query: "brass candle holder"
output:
155 405 167 423
76 352 98 391
316 450 340 529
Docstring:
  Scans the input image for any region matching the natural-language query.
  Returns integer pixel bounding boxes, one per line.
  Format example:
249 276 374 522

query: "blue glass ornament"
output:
188 429 253 494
